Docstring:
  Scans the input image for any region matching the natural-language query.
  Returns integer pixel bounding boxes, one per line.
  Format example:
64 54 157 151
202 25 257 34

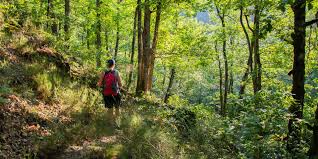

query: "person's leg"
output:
114 94 121 116
104 96 114 125
107 107 114 125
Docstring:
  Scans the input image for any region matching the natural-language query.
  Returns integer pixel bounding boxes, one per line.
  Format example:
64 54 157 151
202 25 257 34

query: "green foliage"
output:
0 85 12 105
1 0 318 157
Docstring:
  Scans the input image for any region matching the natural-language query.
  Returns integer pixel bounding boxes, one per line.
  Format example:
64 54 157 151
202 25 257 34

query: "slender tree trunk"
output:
239 7 253 98
222 38 228 116
96 0 102 67
105 29 109 54
114 24 119 60
287 0 306 155
216 7 228 116
114 0 120 61
229 65 234 94
136 0 144 95
253 3 262 93
164 68 175 103
64 0 70 41
216 43 224 114
128 8 137 90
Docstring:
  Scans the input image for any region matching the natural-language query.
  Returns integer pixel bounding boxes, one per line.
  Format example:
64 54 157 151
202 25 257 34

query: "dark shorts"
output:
103 94 121 108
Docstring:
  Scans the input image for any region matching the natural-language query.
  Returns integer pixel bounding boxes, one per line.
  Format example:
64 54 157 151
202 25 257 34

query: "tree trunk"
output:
105 29 109 55
141 0 151 92
216 43 224 114
239 7 253 98
136 0 144 95
64 0 70 41
96 0 102 68
114 24 119 60
309 105 318 158
229 64 234 94
136 0 162 95
216 7 228 116
287 0 306 155
147 0 162 92
114 0 120 61
127 8 137 90
164 68 175 103
253 3 262 93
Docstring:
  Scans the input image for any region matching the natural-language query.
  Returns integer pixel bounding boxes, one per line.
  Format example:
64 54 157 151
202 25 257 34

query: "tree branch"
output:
216 6 223 20
305 19 318 27
244 14 254 33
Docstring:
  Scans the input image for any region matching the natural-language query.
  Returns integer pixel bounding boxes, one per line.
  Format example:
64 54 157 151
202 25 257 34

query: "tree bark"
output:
136 0 162 95
141 0 151 92
239 7 253 98
114 0 120 61
105 29 110 55
136 0 144 95
96 0 102 68
229 63 234 94
216 43 224 114
216 7 228 116
64 0 70 41
253 3 262 93
287 0 306 155
147 0 162 92
128 8 137 90
164 68 175 103
114 23 119 60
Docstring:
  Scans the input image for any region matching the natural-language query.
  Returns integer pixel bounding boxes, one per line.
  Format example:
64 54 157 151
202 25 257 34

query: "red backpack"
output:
102 70 118 96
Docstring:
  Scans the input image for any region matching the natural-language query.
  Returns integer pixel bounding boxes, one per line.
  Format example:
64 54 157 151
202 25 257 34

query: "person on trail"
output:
97 59 123 126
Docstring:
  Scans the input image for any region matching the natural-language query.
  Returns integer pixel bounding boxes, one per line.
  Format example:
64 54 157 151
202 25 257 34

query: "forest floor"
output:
1 29 238 159
1 90 144 159
0 30 137 158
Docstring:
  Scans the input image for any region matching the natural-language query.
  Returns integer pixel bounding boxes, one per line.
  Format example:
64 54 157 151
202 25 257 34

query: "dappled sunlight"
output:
1 0 318 158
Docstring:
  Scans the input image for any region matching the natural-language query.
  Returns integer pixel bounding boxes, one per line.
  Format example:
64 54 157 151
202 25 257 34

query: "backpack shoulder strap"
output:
105 70 111 75
113 69 119 80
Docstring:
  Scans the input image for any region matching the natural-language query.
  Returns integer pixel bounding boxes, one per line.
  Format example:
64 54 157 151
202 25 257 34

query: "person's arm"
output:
97 72 104 87
117 71 123 89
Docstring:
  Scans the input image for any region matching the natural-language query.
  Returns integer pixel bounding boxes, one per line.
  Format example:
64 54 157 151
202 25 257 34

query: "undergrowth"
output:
1 27 310 159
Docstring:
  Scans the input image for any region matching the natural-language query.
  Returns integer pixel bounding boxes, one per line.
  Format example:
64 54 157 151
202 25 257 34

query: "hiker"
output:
97 59 123 126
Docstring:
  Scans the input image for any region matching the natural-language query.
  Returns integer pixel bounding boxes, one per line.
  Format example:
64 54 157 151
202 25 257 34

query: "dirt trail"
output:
58 135 119 159
53 107 132 159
